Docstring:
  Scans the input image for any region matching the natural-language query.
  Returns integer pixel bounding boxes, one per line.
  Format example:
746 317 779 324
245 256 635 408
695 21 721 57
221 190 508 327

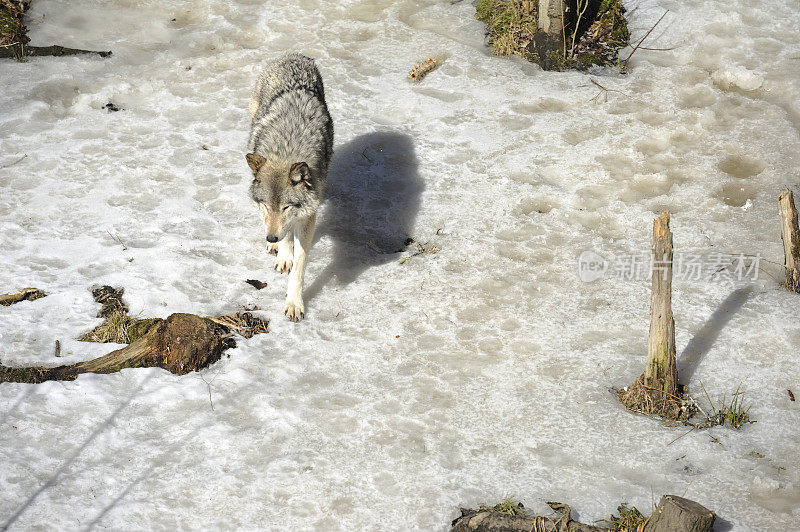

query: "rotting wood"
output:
0 286 269 384
0 313 235 384
778 188 800 293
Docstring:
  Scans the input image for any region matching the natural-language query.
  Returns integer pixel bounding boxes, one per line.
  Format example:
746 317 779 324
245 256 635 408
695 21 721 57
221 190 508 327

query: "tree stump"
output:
645 211 677 396
778 188 800 293
644 495 715 532
617 211 689 420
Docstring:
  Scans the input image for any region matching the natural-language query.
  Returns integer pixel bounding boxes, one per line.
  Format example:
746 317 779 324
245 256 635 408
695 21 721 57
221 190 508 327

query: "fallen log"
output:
1 285 269 384
0 43 111 59
451 496 715 532
0 287 46 306
451 502 603 532
0 313 234 384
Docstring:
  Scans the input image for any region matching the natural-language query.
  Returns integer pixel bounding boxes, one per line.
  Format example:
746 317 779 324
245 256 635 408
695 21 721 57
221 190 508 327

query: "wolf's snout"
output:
266 234 279 243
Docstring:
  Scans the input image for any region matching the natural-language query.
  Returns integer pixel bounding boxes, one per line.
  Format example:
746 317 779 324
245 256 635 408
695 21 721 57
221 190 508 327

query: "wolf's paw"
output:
266 242 279 255
284 299 305 322
275 257 293 274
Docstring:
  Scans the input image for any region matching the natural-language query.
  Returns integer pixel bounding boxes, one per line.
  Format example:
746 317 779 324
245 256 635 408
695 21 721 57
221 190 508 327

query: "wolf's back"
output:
247 53 334 191
251 53 327 121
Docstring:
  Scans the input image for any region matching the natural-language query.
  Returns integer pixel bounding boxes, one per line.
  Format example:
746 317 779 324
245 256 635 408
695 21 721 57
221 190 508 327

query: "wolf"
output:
246 53 334 321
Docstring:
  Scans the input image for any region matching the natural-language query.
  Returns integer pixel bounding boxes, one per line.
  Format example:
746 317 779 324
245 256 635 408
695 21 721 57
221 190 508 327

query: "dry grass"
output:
79 310 161 344
599 503 649 531
80 309 135 343
699 381 754 430
208 313 269 339
617 374 695 421
479 497 526 516
80 286 145 343
475 0 538 59
80 285 269 343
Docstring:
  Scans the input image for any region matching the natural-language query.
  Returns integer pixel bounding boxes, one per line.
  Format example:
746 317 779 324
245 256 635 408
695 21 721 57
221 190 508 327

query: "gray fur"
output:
246 53 334 321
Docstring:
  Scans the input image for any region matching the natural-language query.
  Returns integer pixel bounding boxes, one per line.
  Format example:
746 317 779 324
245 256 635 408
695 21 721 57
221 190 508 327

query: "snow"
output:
1 0 799 529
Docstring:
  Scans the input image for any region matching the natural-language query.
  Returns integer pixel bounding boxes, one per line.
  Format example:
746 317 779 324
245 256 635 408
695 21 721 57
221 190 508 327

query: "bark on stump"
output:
778 188 800 293
644 495 715 532
532 0 565 67
0 313 234 384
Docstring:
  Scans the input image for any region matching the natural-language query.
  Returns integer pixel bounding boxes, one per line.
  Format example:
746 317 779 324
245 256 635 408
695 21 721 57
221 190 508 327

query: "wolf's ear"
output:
246 153 266 174
289 162 311 186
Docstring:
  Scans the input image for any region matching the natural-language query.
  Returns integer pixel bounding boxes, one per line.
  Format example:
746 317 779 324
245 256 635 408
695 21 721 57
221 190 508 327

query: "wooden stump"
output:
617 211 688 420
644 211 677 396
778 188 800 293
0 313 234 384
644 495 715 532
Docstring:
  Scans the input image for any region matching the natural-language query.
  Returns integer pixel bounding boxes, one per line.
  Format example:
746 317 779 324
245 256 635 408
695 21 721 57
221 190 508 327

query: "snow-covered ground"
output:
1 0 799 529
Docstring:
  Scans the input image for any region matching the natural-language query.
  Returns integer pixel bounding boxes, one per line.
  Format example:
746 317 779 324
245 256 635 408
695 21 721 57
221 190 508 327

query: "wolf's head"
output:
246 153 320 242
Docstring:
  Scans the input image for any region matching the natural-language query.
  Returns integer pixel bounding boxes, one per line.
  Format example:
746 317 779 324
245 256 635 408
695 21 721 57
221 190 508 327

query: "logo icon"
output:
578 250 608 282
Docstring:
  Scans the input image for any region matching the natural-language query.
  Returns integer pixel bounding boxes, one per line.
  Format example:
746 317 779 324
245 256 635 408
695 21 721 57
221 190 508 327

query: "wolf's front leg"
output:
275 232 294 274
284 214 316 322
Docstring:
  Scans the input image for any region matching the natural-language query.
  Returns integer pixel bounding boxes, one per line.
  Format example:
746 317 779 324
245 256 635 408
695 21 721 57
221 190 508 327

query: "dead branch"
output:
0 287 46 306
0 43 111 60
622 10 668 67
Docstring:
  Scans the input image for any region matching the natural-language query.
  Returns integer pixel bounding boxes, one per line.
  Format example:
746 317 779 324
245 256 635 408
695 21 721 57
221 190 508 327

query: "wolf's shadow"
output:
304 132 423 301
